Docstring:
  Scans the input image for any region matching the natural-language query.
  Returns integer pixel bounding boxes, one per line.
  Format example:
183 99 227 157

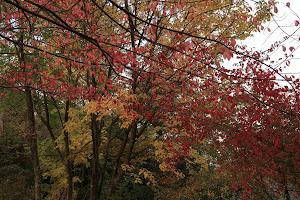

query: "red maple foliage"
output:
0 0 299 199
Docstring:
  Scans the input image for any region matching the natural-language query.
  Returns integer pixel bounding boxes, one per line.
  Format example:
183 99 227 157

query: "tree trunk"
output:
65 161 73 200
89 114 102 200
89 74 104 200
107 123 137 199
25 87 42 200
0 112 3 141
63 100 73 200
98 117 118 196
18 28 42 200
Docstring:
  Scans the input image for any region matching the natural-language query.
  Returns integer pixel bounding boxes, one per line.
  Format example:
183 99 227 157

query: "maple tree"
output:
0 0 300 199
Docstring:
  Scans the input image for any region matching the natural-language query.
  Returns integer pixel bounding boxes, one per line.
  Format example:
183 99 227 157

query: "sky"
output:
240 0 300 79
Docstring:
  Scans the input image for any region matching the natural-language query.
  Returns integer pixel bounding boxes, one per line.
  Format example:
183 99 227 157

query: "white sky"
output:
241 0 300 78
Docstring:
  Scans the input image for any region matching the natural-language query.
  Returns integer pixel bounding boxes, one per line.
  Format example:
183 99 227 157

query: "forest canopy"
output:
0 0 299 199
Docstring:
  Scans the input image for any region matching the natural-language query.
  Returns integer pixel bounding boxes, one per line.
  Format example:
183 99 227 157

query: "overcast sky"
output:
241 0 300 78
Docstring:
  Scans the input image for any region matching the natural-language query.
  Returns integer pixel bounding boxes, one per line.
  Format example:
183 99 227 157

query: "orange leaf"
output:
282 46 286 52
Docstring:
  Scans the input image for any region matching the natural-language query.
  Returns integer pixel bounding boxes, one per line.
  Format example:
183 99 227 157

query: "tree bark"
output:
0 112 3 142
89 114 102 200
89 74 104 200
63 100 73 200
107 123 137 199
98 117 119 196
25 87 42 200
17 28 42 200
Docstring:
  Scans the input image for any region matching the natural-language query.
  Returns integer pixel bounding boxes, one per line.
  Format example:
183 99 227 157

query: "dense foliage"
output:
0 0 299 199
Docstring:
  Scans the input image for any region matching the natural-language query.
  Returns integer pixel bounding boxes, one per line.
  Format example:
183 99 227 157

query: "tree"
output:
1 0 299 199
0 90 34 200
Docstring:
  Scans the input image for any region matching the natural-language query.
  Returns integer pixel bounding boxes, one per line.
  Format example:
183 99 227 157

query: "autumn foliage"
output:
0 0 299 199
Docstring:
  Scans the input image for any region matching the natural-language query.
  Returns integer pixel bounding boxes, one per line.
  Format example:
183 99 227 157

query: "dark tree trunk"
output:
89 114 101 200
25 87 42 200
63 100 73 200
107 124 137 199
17 29 42 200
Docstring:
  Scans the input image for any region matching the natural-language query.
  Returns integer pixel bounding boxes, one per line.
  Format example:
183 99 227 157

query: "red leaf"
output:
215 60 220 67
286 2 290 8
91 25 97 32
231 38 236 47
242 14 247 22
274 6 278 14
150 1 158 12
252 17 257 23
295 20 299 26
